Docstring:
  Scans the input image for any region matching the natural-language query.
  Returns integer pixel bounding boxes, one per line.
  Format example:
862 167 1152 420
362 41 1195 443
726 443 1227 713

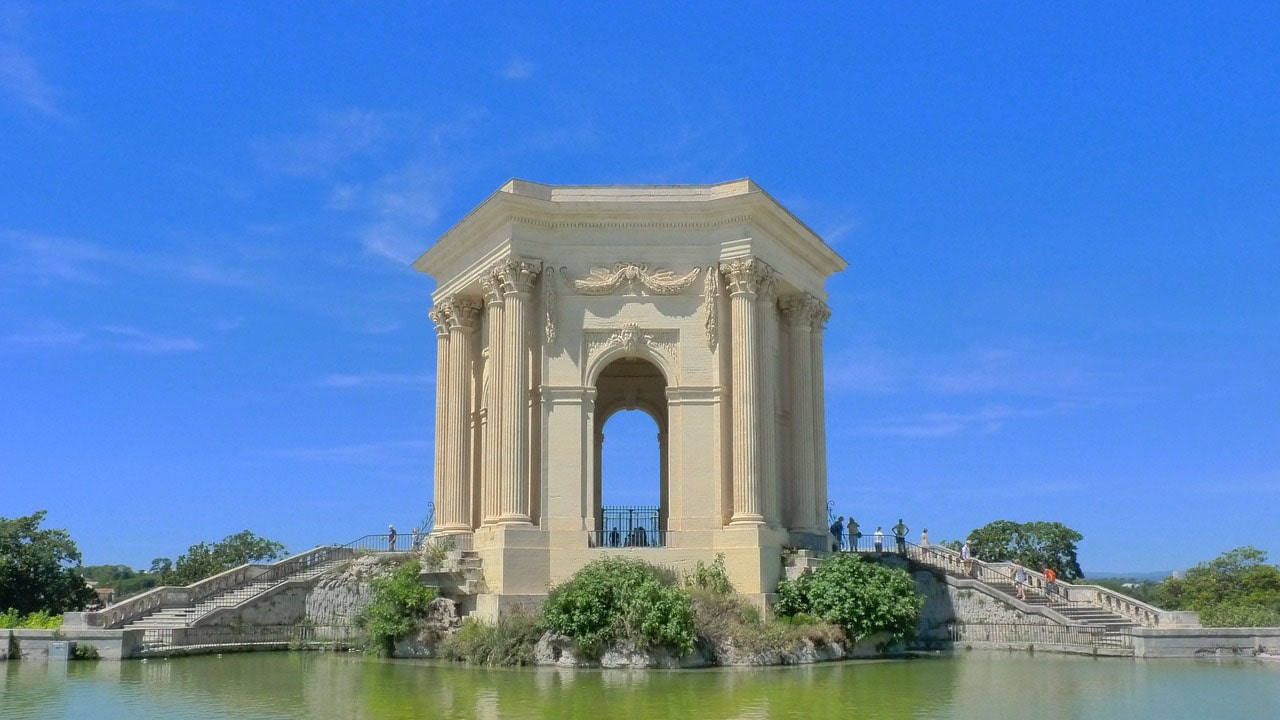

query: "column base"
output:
729 514 766 526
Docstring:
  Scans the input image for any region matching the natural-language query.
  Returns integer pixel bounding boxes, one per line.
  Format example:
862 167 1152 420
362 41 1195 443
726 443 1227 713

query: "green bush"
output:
543 556 695 657
776 553 923 645
0 609 62 629
685 555 735 595
690 587 843 658
438 611 545 665
357 559 439 656
71 643 100 660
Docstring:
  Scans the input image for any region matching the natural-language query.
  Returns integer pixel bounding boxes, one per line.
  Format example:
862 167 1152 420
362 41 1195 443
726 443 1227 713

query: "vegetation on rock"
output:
358 558 440 656
438 611 545 665
0 609 63 629
543 556 696 657
0 511 95 615
1154 546 1280 627
776 552 923 645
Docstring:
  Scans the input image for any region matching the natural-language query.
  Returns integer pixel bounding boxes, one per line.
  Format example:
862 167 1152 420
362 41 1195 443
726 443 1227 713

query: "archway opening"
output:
594 357 668 547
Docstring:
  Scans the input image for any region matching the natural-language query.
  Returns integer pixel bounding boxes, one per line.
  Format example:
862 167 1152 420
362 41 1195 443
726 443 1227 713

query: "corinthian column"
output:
756 270 781 526
721 258 767 525
428 304 451 534
782 293 818 533
479 273 505 526
496 258 542 525
436 295 481 535
811 302 832 532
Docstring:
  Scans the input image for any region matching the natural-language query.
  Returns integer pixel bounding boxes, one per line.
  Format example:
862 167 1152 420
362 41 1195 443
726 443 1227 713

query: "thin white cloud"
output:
857 403 1069 438
0 328 86 349
501 58 535 80
0 229 253 287
355 164 446 265
100 325 202 353
256 108 388 178
0 40 59 117
320 372 432 389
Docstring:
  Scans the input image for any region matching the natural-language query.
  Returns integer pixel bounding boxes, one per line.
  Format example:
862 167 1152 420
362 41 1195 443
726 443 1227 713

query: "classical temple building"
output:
414 179 846 615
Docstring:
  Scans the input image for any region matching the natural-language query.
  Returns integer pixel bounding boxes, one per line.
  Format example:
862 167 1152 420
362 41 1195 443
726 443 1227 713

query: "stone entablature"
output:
414 179 847 613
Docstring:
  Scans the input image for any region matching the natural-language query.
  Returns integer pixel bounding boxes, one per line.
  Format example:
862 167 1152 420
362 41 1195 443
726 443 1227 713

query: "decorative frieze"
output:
560 262 702 296
585 324 679 371
702 265 719 350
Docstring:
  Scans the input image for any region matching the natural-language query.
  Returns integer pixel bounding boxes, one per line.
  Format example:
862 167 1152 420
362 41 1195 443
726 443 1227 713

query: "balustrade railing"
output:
587 529 668 548
138 624 362 651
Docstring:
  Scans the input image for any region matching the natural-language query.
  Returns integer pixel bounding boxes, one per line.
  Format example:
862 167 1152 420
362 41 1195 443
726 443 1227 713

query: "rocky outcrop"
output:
392 597 461 658
305 554 402 625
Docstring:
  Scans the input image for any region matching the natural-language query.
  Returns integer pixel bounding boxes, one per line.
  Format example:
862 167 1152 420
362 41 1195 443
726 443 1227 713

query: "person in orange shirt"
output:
1043 566 1058 597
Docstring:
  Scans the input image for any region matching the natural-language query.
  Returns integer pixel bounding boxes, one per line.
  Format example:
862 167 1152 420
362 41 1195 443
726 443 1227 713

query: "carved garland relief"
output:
584 323 679 377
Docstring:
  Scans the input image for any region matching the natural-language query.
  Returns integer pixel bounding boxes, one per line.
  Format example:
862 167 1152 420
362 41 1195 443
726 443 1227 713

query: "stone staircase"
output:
981 580 1135 630
121 559 347 643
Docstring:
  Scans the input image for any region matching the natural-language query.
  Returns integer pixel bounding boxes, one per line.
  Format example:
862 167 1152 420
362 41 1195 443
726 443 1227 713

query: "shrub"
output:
438 611 545 665
685 555 734 595
357 559 439 656
776 553 923 645
0 609 62 629
71 643 100 660
543 557 695 657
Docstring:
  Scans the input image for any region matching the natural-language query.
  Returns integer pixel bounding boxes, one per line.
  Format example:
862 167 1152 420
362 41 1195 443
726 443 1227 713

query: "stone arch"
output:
583 324 678 389
592 356 669 545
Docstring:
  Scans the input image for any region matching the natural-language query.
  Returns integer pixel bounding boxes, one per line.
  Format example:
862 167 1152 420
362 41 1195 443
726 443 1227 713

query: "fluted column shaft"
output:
723 259 766 525
429 306 450 532
783 294 818 532
479 276 505 525
811 303 832 531
437 296 480 534
757 275 781 526
497 259 541 524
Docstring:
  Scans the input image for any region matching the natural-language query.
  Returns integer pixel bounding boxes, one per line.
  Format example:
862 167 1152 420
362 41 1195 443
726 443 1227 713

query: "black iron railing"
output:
942 622 1132 649
598 505 661 545
587 528 667 548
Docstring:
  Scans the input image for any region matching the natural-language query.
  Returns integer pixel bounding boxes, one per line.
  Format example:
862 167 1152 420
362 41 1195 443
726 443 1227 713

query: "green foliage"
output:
690 587 843 657
358 559 440 656
1089 577 1161 604
71 643 100 660
684 554 734 595
1154 546 1280 627
0 511 96 615
80 564 161 599
420 538 453 572
438 612 545 665
0 609 63 629
163 530 288 586
966 520 1085 580
542 556 696 657
775 553 923 644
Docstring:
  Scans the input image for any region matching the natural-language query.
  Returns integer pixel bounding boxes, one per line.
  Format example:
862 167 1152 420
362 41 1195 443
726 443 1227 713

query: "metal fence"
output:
596 506 663 547
139 624 362 652
942 623 1132 649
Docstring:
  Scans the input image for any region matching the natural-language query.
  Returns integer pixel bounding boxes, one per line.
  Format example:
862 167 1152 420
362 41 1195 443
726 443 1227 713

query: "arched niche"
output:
592 356 669 545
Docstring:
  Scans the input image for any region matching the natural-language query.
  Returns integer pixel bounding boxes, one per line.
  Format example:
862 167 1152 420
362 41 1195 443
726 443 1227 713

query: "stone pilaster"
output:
479 273 505 526
721 258 767 525
756 270 781 527
428 304 451 534
782 293 819 533
811 301 832 532
495 258 542 524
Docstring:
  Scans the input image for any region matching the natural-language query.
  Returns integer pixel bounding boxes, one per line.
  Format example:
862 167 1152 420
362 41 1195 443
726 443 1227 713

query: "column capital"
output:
780 293 820 325
428 305 451 337
441 295 483 331
494 257 543 295
719 257 774 297
811 301 832 332
480 273 505 307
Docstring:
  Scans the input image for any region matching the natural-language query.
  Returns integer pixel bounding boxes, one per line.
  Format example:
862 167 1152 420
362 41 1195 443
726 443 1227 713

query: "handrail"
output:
845 536 1182 628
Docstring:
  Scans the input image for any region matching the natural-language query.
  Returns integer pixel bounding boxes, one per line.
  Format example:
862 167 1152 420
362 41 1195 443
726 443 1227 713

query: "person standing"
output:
892 518 909 555
961 539 973 575
410 527 422 552
830 516 845 552
847 517 861 551
387 524 397 552
873 526 885 552
1013 561 1029 601
1043 566 1058 597
920 528 931 561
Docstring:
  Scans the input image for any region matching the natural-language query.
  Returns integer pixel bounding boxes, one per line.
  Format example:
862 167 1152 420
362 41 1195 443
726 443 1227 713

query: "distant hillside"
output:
1086 570 1175 581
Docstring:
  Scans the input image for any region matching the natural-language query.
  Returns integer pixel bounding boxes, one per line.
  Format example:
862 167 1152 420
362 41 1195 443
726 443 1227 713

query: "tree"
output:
965 520 1085 580
1155 546 1280 627
164 530 287 586
0 511 96 614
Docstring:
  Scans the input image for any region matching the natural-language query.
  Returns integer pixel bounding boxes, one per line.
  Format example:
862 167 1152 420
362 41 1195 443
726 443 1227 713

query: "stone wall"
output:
2 629 143 660
304 554 401 625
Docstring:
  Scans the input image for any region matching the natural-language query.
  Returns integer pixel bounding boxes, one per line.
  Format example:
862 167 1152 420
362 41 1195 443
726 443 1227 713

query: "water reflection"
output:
3 652 1279 719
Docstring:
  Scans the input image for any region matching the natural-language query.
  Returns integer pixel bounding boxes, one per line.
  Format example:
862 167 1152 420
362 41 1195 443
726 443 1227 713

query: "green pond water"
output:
3 652 1278 720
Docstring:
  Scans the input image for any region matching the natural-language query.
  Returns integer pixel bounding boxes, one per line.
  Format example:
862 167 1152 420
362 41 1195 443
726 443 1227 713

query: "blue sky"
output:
2 2 1276 575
